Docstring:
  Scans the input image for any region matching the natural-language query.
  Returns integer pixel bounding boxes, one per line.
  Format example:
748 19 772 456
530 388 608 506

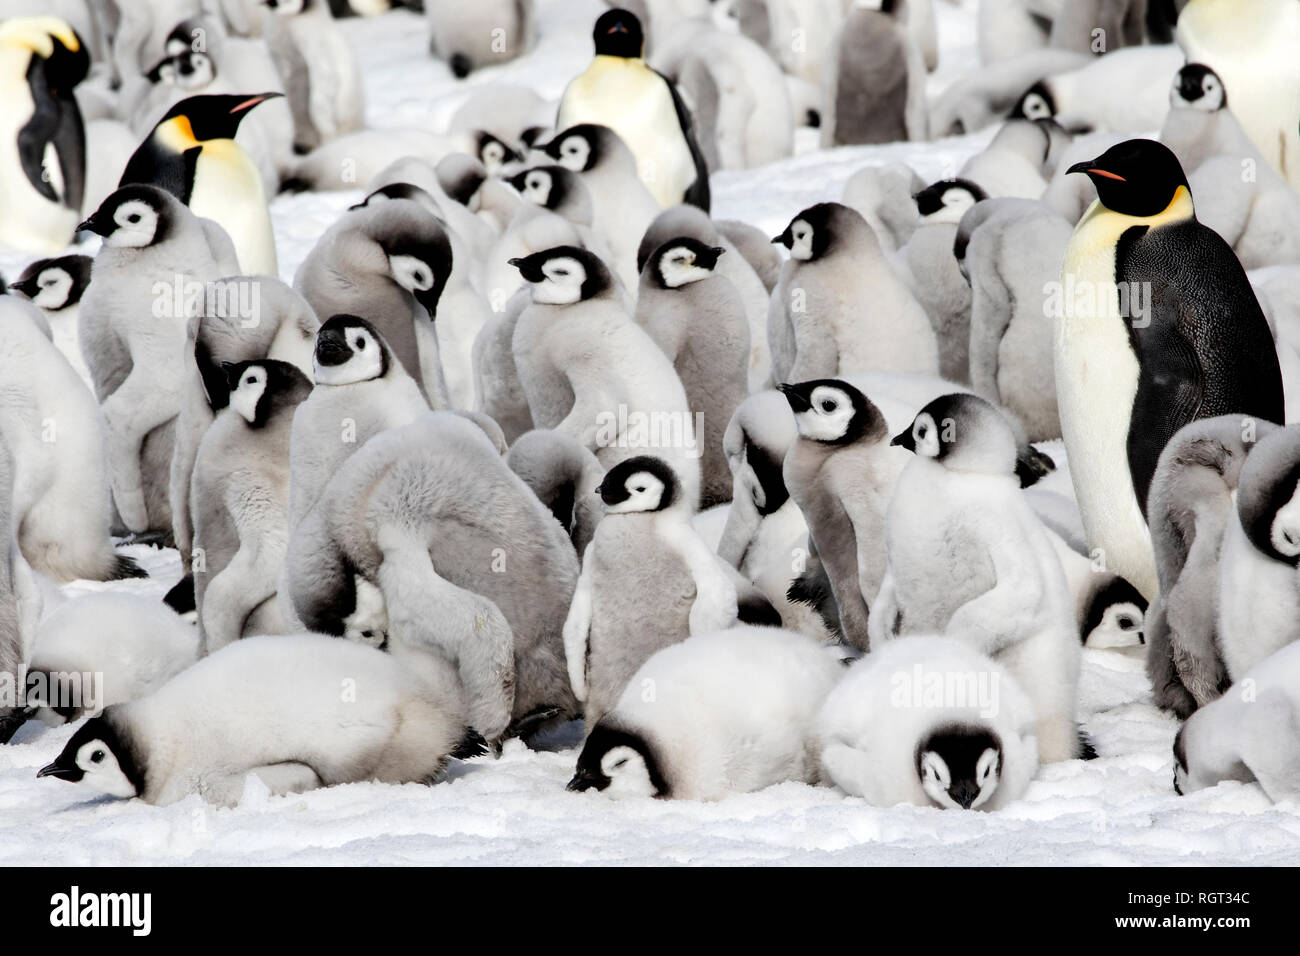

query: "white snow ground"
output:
3 0 1300 866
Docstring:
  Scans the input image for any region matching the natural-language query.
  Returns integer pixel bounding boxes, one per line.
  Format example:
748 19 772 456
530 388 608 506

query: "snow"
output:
3 0 1300 866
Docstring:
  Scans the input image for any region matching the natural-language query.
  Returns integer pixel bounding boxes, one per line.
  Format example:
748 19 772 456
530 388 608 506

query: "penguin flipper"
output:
1126 326 1203 515
655 67 711 212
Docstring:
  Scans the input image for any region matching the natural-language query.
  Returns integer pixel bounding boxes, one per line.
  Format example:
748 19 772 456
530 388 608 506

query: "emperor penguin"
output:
425 0 535 78
928 47 1089 138
504 429 606 556
871 393 1085 762
635 237 749 507
1173 640 1300 803
958 119 1053 200
779 379 903 650
1176 0 1300 190
37 634 471 808
821 0 928 146
1058 138 1285 602
840 161 926 254
1216 424 1300 683
556 8 710 211
1143 414 1273 718
287 413 580 744
770 202 938 384
294 199 454 407
76 184 233 536
0 298 145 583
569 625 843 800
958 197 1073 442
192 360 312 654
817 635 1040 810
895 179 986 385
563 456 739 732
118 92 282 275
8 254 94 385
261 0 365 153
510 245 702 509
0 17 88 253
23 592 198 726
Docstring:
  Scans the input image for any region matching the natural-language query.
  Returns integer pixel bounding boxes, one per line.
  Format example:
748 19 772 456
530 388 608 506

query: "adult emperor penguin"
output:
871 393 1085 762
37 634 471 807
817 635 1040 810
0 17 88 253
1173 641 1300 803
1057 138 1285 602
564 456 739 733
556 8 710 211
635 237 749 507
192 360 312 654
8 254 94 385
569 626 843 800
119 92 282 275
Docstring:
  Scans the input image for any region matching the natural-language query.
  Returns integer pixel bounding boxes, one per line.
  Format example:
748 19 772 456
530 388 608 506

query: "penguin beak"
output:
76 214 107 237
8 277 39 298
566 768 610 792
508 257 543 282
776 383 811 412
229 92 283 114
1066 161 1126 181
950 781 980 810
607 23 629 35
771 229 792 248
37 754 82 781
890 428 916 451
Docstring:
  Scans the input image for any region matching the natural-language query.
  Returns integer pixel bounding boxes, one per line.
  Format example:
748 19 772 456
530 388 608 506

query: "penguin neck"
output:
1085 184 1195 232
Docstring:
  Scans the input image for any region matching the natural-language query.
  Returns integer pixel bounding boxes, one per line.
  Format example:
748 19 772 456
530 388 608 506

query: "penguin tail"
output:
449 53 472 79
163 574 197 615
451 727 489 759
1077 727 1098 761
786 568 842 637
111 553 149 580
1015 445 1056 488
737 593 782 627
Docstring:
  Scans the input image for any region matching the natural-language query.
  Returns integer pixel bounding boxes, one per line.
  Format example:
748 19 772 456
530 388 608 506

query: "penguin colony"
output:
2 0 1300 823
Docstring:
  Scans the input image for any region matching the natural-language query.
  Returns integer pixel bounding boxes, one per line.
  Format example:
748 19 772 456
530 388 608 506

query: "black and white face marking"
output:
514 167 554 206
313 315 387 385
652 238 723 288
228 363 268 424
388 254 436 299
1014 82 1055 121
23 266 72 309
477 133 519 173
79 190 165 248
917 726 1002 810
772 203 840 261
778 379 884 446
509 245 609 304
1171 63 1226 111
547 130 594 172
37 718 140 798
1081 576 1148 648
568 723 669 798
890 393 1015 476
896 410 943 458
597 456 678 513
913 179 987 224
1242 457 1300 566
782 218 814 260
1269 484 1300 562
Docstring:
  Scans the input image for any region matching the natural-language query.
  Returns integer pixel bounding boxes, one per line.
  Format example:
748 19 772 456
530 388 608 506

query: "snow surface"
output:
3 0 1300 866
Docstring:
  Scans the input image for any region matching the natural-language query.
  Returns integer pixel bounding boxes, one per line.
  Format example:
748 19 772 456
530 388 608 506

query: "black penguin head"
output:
475 131 522 173
10 254 92 310
779 379 887 447
1011 81 1055 121
891 393 1017 476
77 184 175 248
568 721 670 797
1066 138 1191 218
349 182 439 216
772 203 843 261
37 715 143 798
916 724 1003 810
508 165 573 211
1237 429 1300 567
379 223 454 317
158 92 282 142
542 124 605 172
1171 63 1226 112
596 455 679 514
648 236 724 288
313 314 390 386
509 245 611 304
1081 576 1148 648
913 179 987 223
592 8 645 59
145 47 216 90
9 20 90 94
223 359 312 428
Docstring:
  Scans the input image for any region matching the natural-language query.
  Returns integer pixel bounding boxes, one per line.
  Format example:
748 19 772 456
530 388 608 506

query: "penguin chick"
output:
556 8 709 210
425 0 535 78
510 245 702 509
192 360 313 654
817 635 1039 810
770 202 938 384
1173 640 1300 803
563 455 739 732
821 0 927 146
287 413 579 743
1058 138 1285 604
119 92 282 274
505 429 605 556
635 237 748 507
1009 45 1184 134
568 625 843 800
871 393 1084 761
37 634 469 807
0 298 144 583
24 593 198 726
7 254 93 385
779 378 901 651
841 161 926 254
1217 424 1300 682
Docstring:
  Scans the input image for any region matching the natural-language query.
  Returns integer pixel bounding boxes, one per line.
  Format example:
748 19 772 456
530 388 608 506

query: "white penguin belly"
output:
189 143 278 276
559 59 697 209
0 78 78 253
1056 200 1157 599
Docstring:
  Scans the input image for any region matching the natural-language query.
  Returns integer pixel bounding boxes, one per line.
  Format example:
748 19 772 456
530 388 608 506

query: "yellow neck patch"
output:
0 16 79 56
157 116 200 150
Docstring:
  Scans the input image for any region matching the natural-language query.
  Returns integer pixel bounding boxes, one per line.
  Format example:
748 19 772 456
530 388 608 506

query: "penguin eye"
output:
820 400 836 412
1116 614 1136 630
611 758 628 770
90 749 105 764
634 485 646 493
126 213 141 224
244 375 256 385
